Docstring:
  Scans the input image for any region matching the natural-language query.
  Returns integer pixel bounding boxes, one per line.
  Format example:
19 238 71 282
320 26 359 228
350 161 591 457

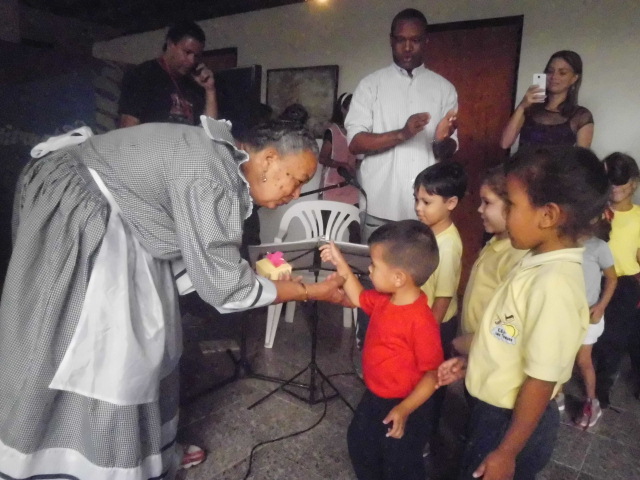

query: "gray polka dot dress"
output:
0 121 258 478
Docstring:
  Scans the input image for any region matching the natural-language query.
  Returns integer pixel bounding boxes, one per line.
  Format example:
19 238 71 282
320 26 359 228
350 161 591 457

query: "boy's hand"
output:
382 404 410 439
589 303 605 324
436 356 467 387
472 449 516 480
320 241 350 276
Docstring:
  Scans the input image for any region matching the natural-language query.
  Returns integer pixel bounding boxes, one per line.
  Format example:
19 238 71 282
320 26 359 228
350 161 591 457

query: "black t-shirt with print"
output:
118 59 205 125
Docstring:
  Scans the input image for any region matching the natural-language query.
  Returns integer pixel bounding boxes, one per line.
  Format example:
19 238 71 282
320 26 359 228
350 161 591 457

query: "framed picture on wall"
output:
266 65 339 137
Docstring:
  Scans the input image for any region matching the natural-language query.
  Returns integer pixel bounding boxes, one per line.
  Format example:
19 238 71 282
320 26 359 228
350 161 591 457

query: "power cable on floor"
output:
241 370 357 480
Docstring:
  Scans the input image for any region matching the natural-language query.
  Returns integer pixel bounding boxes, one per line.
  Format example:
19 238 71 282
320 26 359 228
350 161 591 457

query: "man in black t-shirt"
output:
118 20 218 127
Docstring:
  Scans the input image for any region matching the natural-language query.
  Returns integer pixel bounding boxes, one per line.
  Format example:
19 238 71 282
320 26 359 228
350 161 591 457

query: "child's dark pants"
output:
593 275 640 401
458 397 559 480
348 389 435 480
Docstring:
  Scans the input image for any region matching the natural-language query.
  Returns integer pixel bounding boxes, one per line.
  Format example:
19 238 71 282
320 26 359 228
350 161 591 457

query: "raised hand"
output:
319 242 349 276
192 63 215 91
401 112 431 140
519 85 545 109
435 109 458 141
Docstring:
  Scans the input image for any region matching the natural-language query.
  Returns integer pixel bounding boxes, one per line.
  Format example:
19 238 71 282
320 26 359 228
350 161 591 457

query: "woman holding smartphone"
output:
500 50 594 149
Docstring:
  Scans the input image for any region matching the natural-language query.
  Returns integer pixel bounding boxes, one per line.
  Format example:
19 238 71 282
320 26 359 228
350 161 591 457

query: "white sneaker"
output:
577 398 602 429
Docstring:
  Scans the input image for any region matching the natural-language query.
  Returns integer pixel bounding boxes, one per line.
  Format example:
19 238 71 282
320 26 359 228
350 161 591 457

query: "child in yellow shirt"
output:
438 147 609 479
413 161 467 356
593 152 640 405
460 166 528 336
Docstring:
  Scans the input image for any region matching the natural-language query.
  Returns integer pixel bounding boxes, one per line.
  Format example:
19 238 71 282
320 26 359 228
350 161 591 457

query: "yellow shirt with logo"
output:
461 237 528 335
609 204 640 276
421 223 462 324
465 248 589 409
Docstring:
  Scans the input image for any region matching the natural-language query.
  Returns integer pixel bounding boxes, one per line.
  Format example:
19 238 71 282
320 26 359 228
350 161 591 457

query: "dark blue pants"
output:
593 275 640 399
348 389 435 480
458 397 559 480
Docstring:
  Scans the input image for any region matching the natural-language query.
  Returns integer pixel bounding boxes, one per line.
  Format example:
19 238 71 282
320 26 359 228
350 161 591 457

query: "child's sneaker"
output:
555 393 565 411
576 398 602 429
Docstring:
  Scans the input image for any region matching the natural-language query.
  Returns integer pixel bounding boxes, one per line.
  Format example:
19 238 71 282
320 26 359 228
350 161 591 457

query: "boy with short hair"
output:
320 220 443 480
413 161 467 355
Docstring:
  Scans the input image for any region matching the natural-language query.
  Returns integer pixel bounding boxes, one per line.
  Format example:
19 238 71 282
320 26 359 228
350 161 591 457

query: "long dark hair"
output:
545 50 583 117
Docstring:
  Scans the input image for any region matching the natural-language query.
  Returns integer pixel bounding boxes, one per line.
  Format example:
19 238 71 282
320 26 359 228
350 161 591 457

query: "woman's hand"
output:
519 85 545 109
500 86 544 149
309 273 346 304
277 271 303 283
326 272 356 307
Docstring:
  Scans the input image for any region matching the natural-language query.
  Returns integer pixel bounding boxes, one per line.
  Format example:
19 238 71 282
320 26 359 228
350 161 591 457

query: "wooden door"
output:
425 16 522 292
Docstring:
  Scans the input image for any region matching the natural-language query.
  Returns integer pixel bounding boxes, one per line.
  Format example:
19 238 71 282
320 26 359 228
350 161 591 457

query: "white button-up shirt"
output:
346 63 458 221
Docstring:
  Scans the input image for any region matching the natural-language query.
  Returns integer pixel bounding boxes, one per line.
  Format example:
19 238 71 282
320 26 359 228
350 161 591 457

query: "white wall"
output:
93 0 640 166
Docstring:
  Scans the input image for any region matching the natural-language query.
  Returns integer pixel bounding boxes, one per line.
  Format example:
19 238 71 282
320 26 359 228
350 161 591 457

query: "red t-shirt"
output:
360 290 444 399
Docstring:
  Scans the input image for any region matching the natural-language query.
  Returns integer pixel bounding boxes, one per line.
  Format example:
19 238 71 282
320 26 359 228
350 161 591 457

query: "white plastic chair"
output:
263 200 361 348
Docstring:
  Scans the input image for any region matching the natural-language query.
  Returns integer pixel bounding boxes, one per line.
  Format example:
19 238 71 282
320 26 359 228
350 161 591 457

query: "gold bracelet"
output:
299 281 309 302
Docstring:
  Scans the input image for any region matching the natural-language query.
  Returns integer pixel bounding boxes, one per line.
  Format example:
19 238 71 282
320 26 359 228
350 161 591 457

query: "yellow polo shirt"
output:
609 204 640 276
461 237 528 334
466 248 589 409
421 223 462 324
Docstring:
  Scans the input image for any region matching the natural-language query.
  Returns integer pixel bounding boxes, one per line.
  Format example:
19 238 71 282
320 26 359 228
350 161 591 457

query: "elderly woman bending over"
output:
0 118 343 479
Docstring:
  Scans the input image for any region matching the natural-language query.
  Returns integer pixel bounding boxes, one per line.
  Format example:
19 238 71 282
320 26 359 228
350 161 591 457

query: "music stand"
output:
247 238 370 411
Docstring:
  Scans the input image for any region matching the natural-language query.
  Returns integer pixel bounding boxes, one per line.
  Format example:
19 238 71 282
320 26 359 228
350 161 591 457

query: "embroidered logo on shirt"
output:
491 313 519 345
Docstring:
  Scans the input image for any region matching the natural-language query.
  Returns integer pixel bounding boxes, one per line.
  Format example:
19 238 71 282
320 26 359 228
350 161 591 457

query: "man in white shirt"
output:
346 8 458 241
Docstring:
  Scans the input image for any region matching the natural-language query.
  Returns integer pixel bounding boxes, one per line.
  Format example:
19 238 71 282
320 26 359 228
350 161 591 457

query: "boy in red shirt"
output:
320 220 443 480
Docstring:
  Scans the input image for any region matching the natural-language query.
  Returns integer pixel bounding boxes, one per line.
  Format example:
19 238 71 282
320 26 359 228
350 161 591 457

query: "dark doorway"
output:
425 15 523 292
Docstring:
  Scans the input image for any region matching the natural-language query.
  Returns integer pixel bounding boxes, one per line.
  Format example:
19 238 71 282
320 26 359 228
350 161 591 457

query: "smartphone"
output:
532 73 546 92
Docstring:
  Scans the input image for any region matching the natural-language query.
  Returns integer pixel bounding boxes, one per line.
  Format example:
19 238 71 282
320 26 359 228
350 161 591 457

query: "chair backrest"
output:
274 200 360 243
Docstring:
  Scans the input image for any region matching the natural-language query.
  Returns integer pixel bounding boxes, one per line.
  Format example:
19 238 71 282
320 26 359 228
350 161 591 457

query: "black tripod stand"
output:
180 297 307 406
247 240 369 412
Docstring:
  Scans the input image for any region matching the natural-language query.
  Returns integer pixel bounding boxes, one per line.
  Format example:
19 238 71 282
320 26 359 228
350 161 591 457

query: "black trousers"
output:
458 397 559 480
593 275 640 398
348 389 435 480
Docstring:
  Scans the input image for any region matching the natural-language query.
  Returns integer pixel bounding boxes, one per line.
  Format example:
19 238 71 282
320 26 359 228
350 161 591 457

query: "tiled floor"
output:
176 301 640 480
